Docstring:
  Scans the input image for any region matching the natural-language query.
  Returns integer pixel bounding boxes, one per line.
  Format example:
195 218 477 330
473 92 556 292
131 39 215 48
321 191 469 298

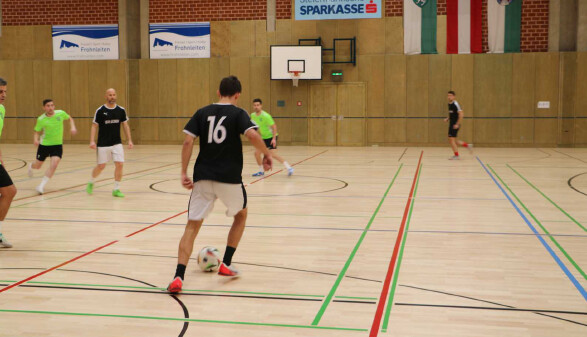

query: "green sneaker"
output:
86 182 94 195
112 189 125 198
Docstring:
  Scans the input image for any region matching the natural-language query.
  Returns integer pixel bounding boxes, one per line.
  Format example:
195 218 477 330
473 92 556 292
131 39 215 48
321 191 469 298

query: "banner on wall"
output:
295 0 382 20
52 25 119 60
149 23 210 59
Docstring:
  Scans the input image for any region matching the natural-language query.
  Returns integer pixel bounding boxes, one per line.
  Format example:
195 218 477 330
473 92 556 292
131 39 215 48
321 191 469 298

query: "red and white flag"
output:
446 0 483 54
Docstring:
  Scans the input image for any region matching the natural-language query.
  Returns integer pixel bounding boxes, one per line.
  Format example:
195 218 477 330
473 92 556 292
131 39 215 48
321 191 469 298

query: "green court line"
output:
0 280 377 300
381 164 423 332
311 164 404 326
507 164 587 232
489 165 587 281
15 164 180 208
0 309 367 332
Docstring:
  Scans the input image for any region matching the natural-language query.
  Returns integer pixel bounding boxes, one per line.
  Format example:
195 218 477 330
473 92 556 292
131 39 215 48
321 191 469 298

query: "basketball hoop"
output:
290 71 300 87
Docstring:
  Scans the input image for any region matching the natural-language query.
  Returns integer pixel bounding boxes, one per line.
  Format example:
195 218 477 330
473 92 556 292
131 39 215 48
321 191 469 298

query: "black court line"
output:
395 303 587 316
398 148 408 162
5 157 27 172
568 172 587 197
553 149 587 164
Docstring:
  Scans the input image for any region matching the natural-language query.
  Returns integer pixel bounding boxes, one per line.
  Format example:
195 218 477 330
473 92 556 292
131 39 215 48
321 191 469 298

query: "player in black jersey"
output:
445 91 472 160
168 76 273 293
0 78 17 248
87 89 134 197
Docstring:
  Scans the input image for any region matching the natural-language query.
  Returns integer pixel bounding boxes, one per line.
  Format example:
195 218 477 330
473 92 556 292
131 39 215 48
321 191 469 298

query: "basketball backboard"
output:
270 45 322 80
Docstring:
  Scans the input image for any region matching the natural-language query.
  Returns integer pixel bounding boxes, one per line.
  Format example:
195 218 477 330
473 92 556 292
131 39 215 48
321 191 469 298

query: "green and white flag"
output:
404 0 438 55
488 0 522 53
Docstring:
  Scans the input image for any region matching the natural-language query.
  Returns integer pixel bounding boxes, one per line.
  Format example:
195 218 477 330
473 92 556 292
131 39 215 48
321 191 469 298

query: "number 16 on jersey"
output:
207 116 227 144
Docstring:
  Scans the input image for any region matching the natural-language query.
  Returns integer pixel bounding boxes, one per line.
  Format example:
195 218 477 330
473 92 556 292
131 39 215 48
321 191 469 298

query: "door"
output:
309 83 366 146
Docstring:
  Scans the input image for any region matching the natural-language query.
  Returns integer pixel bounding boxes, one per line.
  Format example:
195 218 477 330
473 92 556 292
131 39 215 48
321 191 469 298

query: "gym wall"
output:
0 0 585 146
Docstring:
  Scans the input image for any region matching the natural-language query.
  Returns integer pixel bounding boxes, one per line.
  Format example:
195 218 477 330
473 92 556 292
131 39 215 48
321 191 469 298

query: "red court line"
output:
0 240 119 293
247 150 328 186
369 151 423 336
1 150 327 293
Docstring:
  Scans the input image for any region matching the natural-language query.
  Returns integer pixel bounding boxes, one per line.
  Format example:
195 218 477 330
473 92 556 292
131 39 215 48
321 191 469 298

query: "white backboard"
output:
271 45 322 80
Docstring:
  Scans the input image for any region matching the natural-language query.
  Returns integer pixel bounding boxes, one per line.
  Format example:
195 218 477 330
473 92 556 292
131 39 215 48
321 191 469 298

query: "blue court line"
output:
7 217 587 238
476 157 587 302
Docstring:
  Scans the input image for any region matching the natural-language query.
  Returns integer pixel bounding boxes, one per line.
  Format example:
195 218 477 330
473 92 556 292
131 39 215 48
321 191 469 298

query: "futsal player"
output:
87 88 133 197
168 76 273 293
250 98 293 176
28 99 77 194
0 78 17 248
445 91 472 160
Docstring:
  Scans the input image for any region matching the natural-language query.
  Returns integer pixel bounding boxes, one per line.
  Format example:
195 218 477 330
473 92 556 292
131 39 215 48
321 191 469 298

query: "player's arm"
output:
33 131 41 146
246 129 273 171
89 123 97 149
122 121 134 149
270 124 278 147
455 110 464 129
69 117 77 136
181 134 195 190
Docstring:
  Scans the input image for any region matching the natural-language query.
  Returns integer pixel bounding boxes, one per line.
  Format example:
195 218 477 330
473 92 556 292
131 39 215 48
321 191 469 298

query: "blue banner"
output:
52 25 119 60
295 0 382 20
150 23 210 59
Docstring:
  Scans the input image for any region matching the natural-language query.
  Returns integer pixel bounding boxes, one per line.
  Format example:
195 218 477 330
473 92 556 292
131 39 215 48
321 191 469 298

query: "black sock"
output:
174 264 186 280
223 246 236 266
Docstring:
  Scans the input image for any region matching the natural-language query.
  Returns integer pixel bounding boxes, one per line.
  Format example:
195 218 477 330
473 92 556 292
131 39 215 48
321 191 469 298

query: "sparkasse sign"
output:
295 0 382 20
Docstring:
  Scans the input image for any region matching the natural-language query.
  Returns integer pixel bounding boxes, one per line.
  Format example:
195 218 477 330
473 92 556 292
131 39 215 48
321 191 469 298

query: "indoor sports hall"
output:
1 1 587 336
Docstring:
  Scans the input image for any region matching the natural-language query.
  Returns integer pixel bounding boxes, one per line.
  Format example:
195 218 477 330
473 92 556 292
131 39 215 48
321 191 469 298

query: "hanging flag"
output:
488 0 522 53
446 0 482 54
404 0 438 55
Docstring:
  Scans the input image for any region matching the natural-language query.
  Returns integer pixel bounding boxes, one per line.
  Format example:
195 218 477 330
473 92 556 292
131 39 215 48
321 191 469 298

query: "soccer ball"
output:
197 246 221 272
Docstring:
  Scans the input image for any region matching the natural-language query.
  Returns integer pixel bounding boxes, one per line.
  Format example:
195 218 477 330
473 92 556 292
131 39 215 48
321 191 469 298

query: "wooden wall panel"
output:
474 120 511 144
127 60 140 140
474 54 512 118
276 118 292 142
511 119 534 144
534 119 557 144
512 53 535 117
385 17 403 54
574 53 587 117
229 57 251 109
359 55 385 117
33 61 53 122
0 27 19 60
138 60 159 141
158 60 178 141
14 61 35 140
211 22 230 57
559 53 577 146
51 62 73 141
276 20 292 45
291 81 309 117
292 21 317 45
0 61 18 140
209 57 230 103
250 57 271 108
33 26 52 60
368 119 385 144
69 61 90 141
384 55 406 117
255 21 270 57
406 55 428 117
87 61 108 113
178 59 209 117
230 21 255 58
534 53 559 117
385 119 406 143
437 15 447 54
16 26 35 60
428 55 451 143
406 119 428 143
450 55 474 116
358 19 385 55
106 61 128 108
575 120 587 145
270 79 292 118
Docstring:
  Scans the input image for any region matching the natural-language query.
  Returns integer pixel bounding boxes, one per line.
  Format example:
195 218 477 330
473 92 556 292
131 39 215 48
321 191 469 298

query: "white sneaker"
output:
287 167 294 176
28 163 33 177
36 184 44 194
0 235 13 248
467 144 474 154
449 156 460 160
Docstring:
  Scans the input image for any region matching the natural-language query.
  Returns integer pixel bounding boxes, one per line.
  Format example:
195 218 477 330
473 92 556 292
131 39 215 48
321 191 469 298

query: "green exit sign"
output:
331 69 343 82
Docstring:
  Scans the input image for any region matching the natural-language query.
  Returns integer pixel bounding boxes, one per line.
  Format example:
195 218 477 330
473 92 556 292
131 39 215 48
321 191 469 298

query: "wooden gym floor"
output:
0 144 586 336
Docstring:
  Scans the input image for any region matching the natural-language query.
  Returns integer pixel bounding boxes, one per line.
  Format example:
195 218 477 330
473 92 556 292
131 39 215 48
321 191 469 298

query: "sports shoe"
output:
448 156 460 160
287 167 294 176
36 184 44 195
252 171 264 177
112 189 125 198
467 143 474 154
27 163 33 178
218 263 240 277
0 235 13 248
167 276 183 293
86 182 94 195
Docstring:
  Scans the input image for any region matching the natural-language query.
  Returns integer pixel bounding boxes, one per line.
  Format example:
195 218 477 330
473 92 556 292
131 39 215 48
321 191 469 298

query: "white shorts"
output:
97 144 124 164
188 180 247 221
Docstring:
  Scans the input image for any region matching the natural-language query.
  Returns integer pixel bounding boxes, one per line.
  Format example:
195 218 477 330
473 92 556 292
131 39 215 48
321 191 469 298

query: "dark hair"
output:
0 78 7 86
43 99 54 106
219 76 242 97
253 98 262 104
448 91 456 96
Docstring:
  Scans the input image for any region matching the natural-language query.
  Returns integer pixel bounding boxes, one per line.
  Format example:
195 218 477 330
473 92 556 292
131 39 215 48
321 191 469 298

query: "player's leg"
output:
457 139 473 153
268 137 293 175
252 150 264 177
28 145 48 177
0 165 16 248
216 183 249 276
37 156 61 194
88 146 110 194
112 144 125 197
168 181 216 293
448 137 459 160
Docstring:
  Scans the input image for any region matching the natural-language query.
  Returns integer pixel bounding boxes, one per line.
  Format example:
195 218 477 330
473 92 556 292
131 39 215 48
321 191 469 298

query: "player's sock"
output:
284 162 292 169
258 165 264 172
462 142 469 148
89 178 94 184
174 264 186 280
39 176 50 189
454 152 459 156
0 220 3 235
223 246 236 266
114 181 120 190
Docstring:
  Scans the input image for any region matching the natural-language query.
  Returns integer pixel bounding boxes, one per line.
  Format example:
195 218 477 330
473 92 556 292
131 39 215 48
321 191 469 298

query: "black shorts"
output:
448 125 460 138
263 137 278 150
0 165 14 188
36 145 63 161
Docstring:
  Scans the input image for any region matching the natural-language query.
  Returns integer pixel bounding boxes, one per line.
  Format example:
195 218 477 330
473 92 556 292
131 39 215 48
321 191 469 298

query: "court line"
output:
369 152 423 336
567 172 587 197
394 303 587 316
381 164 422 332
487 165 587 281
0 309 368 332
398 148 407 162
247 150 329 186
477 158 587 302
0 150 327 293
310 163 405 326
508 164 587 232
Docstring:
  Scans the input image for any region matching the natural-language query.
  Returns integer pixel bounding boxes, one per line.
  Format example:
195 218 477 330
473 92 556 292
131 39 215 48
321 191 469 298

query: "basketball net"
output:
290 71 300 87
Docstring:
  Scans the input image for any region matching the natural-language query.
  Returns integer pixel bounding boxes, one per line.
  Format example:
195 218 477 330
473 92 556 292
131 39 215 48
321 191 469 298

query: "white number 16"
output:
207 116 227 144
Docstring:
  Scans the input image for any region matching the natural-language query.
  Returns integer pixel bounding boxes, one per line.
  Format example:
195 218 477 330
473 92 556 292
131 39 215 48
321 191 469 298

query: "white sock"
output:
29 163 33 170
89 178 94 184
114 181 120 190
0 220 3 235
39 176 50 189
284 162 292 169
258 165 264 172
